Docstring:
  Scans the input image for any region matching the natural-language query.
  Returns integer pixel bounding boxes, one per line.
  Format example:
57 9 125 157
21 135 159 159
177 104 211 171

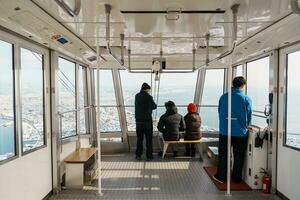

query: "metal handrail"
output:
105 4 126 68
58 106 93 152
291 0 300 15
54 0 81 17
122 104 218 107
58 106 93 116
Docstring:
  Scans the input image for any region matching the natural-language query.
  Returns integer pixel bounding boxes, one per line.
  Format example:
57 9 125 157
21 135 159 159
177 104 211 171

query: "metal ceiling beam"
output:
120 10 225 14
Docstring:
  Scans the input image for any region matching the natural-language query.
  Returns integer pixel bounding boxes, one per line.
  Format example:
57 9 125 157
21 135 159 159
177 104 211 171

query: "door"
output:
277 44 300 200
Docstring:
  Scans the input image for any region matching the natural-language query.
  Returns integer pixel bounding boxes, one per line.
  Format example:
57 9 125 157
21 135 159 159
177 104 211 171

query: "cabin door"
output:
277 44 300 200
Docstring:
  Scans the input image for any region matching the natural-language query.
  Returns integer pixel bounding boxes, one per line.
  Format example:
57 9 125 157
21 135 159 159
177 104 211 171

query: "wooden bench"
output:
64 148 97 189
159 135 203 161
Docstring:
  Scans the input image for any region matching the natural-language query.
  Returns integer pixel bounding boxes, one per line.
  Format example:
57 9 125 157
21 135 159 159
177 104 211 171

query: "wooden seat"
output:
65 148 97 163
159 135 204 161
64 148 97 189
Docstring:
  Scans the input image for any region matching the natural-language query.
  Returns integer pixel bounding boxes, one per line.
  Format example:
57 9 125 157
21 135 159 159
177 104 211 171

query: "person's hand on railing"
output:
247 126 253 133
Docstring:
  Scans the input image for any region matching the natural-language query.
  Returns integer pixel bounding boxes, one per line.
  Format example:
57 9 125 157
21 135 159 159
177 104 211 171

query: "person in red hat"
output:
184 103 202 157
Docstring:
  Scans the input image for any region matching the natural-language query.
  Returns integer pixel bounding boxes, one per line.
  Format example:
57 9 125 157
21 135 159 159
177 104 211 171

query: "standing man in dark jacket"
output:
157 101 185 157
135 82 157 161
184 103 201 157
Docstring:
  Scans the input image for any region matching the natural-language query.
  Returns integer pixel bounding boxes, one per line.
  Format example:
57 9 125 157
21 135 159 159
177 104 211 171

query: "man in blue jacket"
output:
214 76 252 183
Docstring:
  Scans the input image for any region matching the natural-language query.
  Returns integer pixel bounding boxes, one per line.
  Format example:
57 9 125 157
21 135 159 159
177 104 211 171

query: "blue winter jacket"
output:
218 88 252 137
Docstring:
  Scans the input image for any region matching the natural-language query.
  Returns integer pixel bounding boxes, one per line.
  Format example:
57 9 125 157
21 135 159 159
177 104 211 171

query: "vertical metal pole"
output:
226 3 239 196
226 67 232 196
96 7 103 196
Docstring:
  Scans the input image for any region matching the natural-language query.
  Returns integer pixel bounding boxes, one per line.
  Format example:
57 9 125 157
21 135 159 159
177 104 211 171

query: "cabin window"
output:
0 40 16 162
154 72 198 129
119 70 151 131
20 48 45 152
95 69 121 132
200 69 225 131
246 57 270 128
78 66 89 134
58 57 77 138
234 65 243 77
285 51 300 150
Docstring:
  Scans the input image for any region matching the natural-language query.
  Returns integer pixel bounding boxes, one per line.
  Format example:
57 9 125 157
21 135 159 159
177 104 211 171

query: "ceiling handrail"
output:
54 0 81 17
291 0 300 15
104 4 127 69
195 4 239 70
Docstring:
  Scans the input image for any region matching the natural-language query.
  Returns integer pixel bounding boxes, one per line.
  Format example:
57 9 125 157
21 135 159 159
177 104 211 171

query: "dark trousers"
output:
136 121 153 158
215 134 248 183
185 144 196 154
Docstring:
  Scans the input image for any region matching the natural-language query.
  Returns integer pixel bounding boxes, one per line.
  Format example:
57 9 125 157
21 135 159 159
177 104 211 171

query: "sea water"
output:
0 118 15 160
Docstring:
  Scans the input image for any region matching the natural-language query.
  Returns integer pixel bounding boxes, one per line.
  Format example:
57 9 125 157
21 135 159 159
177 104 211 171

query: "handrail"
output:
122 104 218 108
291 0 300 15
54 0 81 17
58 106 92 116
195 4 239 70
105 4 126 69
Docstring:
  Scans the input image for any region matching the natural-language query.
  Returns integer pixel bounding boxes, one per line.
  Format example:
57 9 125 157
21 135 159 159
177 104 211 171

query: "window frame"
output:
0 37 18 164
199 68 226 131
19 47 47 155
94 69 122 133
201 68 226 106
119 69 199 132
245 55 270 126
78 65 90 135
58 56 78 139
283 50 300 151
0 29 50 161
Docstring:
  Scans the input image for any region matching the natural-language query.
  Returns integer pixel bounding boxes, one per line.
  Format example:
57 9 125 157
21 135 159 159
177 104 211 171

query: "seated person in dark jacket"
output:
184 103 202 157
157 101 185 157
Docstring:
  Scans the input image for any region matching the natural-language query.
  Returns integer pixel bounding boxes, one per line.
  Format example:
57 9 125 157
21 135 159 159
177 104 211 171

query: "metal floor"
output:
50 153 281 200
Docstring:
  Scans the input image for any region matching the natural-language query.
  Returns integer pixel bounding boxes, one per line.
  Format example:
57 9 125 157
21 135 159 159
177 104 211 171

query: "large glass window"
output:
20 48 45 152
285 51 300 149
0 40 16 161
120 71 151 131
58 57 76 138
94 70 121 132
200 69 225 131
120 70 198 131
154 72 198 128
78 66 88 134
234 65 243 77
246 57 269 127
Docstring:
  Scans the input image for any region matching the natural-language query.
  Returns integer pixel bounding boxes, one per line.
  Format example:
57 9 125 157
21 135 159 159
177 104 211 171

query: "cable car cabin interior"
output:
1 0 300 199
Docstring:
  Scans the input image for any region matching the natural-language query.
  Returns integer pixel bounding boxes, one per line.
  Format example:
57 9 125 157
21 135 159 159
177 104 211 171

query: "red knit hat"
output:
187 103 197 113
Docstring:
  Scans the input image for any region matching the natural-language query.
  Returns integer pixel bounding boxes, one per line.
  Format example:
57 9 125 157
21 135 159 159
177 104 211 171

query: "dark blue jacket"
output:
218 88 252 137
135 90 157 122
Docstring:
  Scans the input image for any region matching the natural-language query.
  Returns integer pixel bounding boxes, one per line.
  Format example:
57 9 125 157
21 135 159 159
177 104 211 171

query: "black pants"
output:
136 121 153 158
215 134 248 183
185 144 196 154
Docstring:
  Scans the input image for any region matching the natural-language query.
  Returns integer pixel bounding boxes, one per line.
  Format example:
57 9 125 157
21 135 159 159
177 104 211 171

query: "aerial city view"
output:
1 50 300 161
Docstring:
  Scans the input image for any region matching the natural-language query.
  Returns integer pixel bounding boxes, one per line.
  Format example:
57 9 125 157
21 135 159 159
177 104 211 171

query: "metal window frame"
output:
57 56 78 139
0 28 50 164
77 65 90 135
281 46 300 152
92 69 123 133
19 46 47 155
0 36 18 165
119 69 199 133
112 69 128 143
245 55 271 119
